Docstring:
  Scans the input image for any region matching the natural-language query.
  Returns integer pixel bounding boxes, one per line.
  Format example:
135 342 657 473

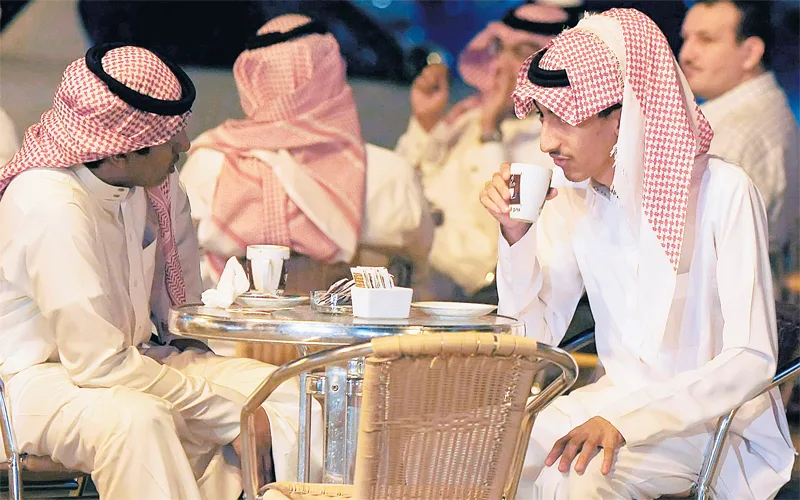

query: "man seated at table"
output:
180 14 434 297
0 44 320 500
480 8 793 499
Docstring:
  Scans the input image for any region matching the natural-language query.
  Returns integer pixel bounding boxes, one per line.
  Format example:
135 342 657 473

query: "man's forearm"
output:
501 222 533 246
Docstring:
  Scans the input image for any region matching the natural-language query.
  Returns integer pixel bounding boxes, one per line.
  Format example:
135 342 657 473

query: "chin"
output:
563 170 589 183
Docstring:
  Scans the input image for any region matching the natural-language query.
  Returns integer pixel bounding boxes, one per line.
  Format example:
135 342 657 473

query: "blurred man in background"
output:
181 15 434 298
680 0 800 294
395 1 580 304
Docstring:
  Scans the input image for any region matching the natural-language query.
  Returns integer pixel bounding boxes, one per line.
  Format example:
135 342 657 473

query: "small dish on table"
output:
411 301 498 319
235 292 308 310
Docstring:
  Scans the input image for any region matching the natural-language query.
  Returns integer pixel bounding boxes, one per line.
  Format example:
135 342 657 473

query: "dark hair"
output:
698 0 773 67
84 146 151 169
598 103 622 119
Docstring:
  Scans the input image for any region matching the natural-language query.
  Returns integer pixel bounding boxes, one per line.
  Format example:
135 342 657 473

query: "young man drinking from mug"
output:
480 8 792 499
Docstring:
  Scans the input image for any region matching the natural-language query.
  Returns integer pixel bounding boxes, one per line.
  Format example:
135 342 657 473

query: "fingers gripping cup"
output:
508 163 553 224
246 245 290 295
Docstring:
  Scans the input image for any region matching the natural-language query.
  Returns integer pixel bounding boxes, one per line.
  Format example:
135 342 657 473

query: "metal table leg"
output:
323 363 347 483
295 350 365 485
344 358 364 483
295 345 311 482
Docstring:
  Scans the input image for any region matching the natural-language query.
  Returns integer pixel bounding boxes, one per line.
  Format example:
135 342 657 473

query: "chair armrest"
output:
695 355 800 499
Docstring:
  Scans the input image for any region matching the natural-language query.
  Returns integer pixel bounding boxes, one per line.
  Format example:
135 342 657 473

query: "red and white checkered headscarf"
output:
513 8 713 271
192 14 366 276
0 46 192 305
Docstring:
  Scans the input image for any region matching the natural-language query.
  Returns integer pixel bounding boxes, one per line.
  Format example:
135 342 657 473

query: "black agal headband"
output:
85 43 196 117
501 8 569 37
245 20 328 51
527 49 570 88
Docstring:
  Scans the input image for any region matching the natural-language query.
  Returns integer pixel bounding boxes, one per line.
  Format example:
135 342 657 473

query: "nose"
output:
172 129 190 154
678 39 695 68
538 119 561 155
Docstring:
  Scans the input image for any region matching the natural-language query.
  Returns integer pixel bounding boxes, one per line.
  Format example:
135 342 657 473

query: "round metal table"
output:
169 304 524 345
168 304 524 484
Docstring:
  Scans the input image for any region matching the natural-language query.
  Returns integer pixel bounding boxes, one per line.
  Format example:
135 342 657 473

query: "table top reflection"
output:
168 304 524 346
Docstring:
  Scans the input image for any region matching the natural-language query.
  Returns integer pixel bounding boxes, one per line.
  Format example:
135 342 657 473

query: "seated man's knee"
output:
565 456 630 500
103 387 177 441
534 458 630 500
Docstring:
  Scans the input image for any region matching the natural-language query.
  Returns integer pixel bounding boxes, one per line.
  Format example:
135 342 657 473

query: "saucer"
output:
411 301 497 319
235 292 308 309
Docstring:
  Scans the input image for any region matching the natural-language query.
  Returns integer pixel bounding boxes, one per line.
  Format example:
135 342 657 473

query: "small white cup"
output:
246 245 290 295
508 163 553 224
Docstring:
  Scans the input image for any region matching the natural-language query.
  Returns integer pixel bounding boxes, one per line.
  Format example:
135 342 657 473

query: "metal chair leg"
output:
70 475 88 497
0 377 22 500
8 457 22 500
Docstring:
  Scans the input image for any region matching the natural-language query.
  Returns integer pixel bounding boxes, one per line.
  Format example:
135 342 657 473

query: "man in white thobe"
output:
395 2 580 302
179 15 434 299
480 9 794 499
0 44 320 500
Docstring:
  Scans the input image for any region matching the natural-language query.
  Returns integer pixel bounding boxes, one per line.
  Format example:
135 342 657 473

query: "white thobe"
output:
396 109 556 296
701 72 800 256
497 156 794 499
0 166 321 499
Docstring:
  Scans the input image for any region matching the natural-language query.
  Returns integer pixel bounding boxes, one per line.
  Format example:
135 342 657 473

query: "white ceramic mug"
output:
508 163 553 224
246 245 290 295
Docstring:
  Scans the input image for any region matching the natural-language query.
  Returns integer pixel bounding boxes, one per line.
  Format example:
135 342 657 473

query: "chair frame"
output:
561 329 800 500
0 377 21 500
241 337 579 500
0 377 90 499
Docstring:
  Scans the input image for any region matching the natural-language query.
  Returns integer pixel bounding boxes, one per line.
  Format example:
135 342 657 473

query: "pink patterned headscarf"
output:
192 14 366 276
443 2 576 124
459 3 573 95
0 45 193 305
513 8 714 271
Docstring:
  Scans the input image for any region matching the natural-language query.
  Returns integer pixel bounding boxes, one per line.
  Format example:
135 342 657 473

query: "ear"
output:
105 153 129 168
740 36 765 72
613 108 621 138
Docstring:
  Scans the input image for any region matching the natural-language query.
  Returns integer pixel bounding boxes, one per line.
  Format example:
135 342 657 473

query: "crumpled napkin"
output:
201 257 250 308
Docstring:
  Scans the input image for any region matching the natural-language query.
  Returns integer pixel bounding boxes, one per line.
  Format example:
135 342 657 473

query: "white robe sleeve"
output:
394 117 432 168
597 171 778 446
3 197 241 447
496 188 586 346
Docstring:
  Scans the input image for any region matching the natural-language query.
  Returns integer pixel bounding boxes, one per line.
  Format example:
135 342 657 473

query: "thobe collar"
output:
72 165 135 203
589 178 617 201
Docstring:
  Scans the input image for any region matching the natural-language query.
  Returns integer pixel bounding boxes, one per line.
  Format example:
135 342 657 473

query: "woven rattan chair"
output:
240 331 578 500
0 377 91 499
560 301 800 500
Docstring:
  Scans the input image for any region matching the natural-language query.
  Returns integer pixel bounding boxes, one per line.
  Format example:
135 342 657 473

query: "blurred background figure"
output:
680 0 800 297
394 1 581 305
179 15 434 298
0 107 19 165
